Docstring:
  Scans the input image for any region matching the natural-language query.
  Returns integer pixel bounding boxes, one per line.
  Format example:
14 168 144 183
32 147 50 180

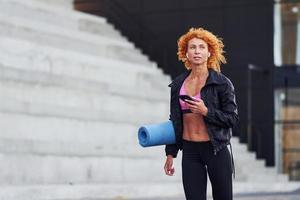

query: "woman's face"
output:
186 38 210 66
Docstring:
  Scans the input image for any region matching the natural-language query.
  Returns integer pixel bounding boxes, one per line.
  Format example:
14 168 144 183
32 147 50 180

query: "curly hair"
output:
177 27 226 72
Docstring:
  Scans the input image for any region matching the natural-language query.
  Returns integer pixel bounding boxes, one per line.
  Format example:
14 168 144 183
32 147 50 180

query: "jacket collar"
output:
168 68 226 88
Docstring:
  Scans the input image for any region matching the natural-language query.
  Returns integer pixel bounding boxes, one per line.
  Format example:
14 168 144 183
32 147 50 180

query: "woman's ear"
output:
186 53 189 58
208 52 211 57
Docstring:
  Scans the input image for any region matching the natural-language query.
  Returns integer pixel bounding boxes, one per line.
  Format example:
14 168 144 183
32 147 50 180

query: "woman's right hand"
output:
164 155 175 176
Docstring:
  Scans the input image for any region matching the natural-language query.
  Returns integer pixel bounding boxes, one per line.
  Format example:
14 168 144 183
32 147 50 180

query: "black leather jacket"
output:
165 69 239 158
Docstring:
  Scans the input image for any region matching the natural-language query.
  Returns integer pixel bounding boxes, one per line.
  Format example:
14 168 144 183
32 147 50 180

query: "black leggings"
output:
182 139 232 200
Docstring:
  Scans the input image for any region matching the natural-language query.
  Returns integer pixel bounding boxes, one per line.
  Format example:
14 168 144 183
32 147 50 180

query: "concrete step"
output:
0 13 151 66
233 152 263 162
232 151 258 162
0 62 282 184
0 138 287 185
235 159 266 170
0 0 124 40
248 173 288 182
0 10 127 47
0 113 288 184
0 137 287 183
5 135 286 177
0 111 285 183
0 119 168 164
29 0 74 9
0 112 163 145
222 141 289 182
0 183 184 200
236 172 289 182
0 152 182 184
0 63 169 101
232 181 300 194
231 144 248 153
0 111 285 184
0 79 169 124
234 155 267 172
0 181 299 200
0 135 284 178
230 138 250 152
0 38 170 88
0 137 165 159
235 167 289 182
229 140 290 182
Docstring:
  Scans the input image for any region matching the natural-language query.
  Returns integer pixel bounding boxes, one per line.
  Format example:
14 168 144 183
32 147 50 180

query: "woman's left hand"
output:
185 98 208 116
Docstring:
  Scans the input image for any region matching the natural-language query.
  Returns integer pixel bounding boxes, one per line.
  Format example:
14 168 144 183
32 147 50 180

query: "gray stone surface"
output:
94 189 300 200
117 194 300 200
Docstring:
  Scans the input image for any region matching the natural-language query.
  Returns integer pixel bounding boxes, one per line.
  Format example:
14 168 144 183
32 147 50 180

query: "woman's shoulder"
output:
168 70 190 87
210 69 234 87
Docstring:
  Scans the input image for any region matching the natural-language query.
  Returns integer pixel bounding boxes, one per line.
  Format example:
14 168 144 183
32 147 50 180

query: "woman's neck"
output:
189 64 209 80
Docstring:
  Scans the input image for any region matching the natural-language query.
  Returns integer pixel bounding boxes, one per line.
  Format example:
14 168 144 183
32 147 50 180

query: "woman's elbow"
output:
229 113 239 128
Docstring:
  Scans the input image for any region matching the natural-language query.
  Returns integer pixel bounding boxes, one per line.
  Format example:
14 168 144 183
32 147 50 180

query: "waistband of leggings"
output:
182 139 211 145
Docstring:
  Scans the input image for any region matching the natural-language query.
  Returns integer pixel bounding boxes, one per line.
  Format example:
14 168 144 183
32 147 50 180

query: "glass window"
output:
274 0 300 66
275 88 300 179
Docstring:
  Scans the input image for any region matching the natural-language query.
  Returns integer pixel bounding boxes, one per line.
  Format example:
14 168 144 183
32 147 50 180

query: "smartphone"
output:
179 95 195 102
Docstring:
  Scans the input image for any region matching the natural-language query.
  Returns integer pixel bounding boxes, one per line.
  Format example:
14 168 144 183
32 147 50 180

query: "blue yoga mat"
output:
138 121 176 147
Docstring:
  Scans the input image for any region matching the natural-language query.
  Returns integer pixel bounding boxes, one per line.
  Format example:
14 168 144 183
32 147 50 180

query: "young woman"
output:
164 27 239 200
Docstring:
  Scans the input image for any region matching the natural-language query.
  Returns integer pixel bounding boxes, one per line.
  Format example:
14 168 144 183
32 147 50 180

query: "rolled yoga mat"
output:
138 121 176 147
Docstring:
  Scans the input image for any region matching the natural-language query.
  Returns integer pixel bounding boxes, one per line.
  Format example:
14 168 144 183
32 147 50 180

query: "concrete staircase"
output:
0 0 298 199
231 137 288 182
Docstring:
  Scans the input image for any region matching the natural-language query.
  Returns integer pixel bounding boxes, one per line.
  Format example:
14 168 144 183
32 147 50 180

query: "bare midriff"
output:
182 113 210 141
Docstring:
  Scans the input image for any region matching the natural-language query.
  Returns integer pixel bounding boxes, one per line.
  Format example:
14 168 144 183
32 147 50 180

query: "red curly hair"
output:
177 27 226 72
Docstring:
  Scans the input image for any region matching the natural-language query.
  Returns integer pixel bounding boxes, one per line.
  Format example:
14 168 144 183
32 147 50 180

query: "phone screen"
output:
179 95 194 102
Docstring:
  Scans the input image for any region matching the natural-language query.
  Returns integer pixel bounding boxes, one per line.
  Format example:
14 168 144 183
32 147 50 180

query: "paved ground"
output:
117 194 300 200
96 195 300 200
94 188 300 200
232 190 300 200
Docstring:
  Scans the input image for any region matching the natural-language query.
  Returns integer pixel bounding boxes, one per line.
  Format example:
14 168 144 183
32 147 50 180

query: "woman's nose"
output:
195 48 200 53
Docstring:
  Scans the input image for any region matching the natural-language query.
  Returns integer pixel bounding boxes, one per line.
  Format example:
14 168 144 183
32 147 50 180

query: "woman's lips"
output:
193 56 202 59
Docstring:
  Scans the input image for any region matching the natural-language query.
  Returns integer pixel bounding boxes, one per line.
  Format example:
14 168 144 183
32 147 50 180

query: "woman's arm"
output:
185 79 239 128
204 80 239 128
165 143 179 158
164 155 175 176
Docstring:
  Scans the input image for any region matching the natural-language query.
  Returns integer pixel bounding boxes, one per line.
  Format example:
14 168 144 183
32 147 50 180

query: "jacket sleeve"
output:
204 79 239 128
165 143 179 158
165 83 180 158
